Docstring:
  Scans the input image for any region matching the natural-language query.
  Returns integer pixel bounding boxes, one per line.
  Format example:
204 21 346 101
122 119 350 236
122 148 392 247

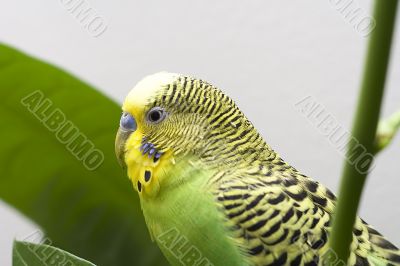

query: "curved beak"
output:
115 127 133 169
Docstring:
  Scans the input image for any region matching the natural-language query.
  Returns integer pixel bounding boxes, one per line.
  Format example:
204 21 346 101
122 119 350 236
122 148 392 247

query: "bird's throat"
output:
124 130 175 198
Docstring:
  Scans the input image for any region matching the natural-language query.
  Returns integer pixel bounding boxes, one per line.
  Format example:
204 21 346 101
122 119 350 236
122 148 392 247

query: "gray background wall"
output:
1 1 399 265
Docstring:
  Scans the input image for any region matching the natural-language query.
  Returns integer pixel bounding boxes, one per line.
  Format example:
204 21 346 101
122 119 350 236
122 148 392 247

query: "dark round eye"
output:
146 107 166 124
120 112 136 131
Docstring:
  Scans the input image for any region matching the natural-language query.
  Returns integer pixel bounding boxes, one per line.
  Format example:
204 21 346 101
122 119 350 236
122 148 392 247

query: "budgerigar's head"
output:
115 72 269 196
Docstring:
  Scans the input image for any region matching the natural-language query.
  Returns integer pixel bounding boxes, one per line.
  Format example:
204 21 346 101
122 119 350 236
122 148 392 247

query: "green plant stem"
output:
329 0 398 264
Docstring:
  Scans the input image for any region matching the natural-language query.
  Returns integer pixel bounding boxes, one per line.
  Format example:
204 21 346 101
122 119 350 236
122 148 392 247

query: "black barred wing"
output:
212 169 400 266
213 172 332 266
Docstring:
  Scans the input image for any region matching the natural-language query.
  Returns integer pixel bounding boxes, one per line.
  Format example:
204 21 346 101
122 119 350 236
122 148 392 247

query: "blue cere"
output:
120 112 136 131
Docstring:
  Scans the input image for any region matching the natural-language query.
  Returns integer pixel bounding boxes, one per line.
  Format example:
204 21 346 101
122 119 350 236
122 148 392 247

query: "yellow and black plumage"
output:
115 72 400 266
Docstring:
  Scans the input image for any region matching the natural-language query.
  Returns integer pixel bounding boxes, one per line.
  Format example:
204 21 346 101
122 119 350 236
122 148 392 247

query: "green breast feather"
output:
140 157 248 266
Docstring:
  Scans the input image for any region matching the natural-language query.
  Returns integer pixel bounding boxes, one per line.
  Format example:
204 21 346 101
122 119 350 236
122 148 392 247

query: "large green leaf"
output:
0 43 166 266
13 241 95 266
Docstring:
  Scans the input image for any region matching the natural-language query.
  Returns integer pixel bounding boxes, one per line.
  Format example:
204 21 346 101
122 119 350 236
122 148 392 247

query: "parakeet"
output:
115 72 400 266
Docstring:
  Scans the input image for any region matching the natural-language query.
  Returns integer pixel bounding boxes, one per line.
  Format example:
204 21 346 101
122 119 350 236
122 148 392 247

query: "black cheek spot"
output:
154 152 162 163
144 171 151 182
137 181 142 192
